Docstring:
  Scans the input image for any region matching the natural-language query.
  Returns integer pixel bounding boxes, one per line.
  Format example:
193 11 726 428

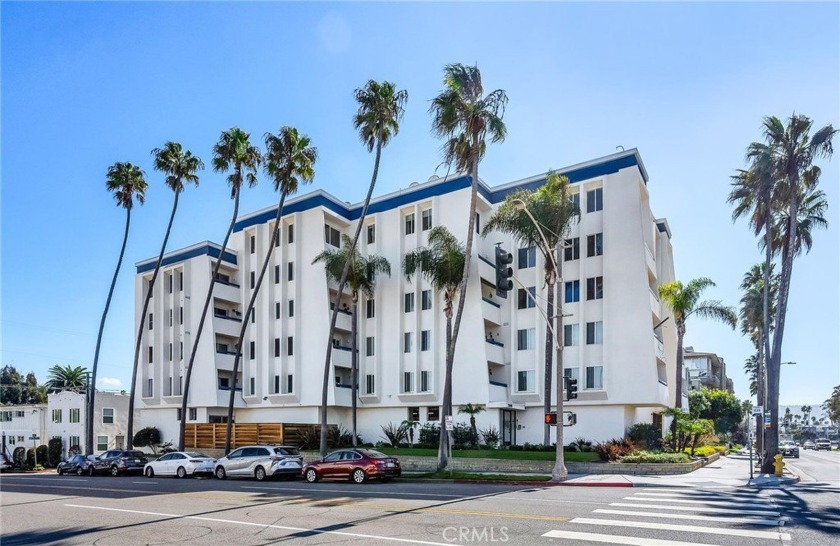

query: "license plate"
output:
386 462 395 468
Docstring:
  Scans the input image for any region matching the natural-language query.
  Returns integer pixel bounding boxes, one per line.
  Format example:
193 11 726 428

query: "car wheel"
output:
351 468 366 484
110 466 120 477
254 466 267 481
146 467 155 478
305 469 319 483
215 466 227 480
57 467 63 476
177 466 187 479
76 467 84 476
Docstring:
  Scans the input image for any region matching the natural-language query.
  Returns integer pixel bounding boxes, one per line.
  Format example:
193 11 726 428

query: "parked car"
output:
303 448 401 484
803 440 816 450
815 438 832 451
98 450 149 476
0 454 13 473
214 445 302 481
57 454 108 476
144 452 215 478
779 441 800 458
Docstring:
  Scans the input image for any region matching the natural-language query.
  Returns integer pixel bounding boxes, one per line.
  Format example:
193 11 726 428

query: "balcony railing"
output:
482 297 500 308
214 277 240 288
489 380 508 388
478 254 495 267
485 338 504 347
214 313 242 322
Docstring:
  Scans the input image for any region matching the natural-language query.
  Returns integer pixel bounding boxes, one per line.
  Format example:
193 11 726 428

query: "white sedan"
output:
144 452 216 478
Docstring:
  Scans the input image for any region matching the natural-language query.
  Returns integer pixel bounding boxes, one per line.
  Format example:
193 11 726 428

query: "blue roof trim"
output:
136 244 237 274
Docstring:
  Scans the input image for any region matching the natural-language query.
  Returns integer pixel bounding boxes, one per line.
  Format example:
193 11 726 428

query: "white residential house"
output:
135 148 678 445
1 404 47 456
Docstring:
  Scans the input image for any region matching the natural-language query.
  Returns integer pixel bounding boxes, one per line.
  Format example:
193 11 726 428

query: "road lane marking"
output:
593 509 782 526
571 517 791 540
240 485 464 498
4 483 163 495
624 496 777 510
542 530 711 546
609 502 780 517
635 491 781 501
64 503 451 545
132 481 157 484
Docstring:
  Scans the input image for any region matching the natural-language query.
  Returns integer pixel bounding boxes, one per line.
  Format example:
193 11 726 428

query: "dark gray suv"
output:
99 450 148 476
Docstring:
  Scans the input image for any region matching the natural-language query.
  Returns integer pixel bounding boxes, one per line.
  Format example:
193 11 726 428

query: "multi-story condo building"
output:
684 348 733 394
135 148 677 446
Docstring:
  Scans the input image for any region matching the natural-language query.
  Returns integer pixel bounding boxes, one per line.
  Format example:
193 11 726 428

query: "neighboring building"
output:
135 148 677 445
684 348 733 394
0 404 46 456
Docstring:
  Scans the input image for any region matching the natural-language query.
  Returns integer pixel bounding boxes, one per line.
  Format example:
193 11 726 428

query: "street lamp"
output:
512 199 567 482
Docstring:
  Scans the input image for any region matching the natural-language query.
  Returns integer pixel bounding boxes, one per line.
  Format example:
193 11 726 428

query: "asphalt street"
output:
1 453 838 546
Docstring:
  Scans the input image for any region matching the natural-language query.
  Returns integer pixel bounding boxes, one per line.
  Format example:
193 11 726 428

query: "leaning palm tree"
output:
128 143 203 448
179 128 261 451
319 80 408 457
429 63 507 471
483 171 579 446
223 127 316 454
659 278 737 447
87 162 147 453
47 365 89 393
743 353 759 397
457 403 485 447
313 234 391 447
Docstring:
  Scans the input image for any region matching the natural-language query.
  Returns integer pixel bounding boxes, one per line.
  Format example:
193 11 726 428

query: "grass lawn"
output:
375 447 599 463
405 471 550 482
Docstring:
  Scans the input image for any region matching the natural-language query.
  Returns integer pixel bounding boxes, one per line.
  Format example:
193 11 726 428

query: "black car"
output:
98 450 149 476
57 454 108 476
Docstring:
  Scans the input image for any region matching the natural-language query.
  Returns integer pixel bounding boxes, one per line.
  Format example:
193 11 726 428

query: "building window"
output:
564 238 580 261
273 375 280 394
168 274 173 293
586 321 603 344
585 365 603 389
180 342 183 360
403 332 413 353
176 408 182 421
274 265 280 284
421 209 433 231
517 328 535 350
250 377 256 396
288 262 294 281
517 370 535 392
404 213 415 235
178 271 183 291
250 235 256 253
427 406 440 421
288 300 294 317
403 373 414 393
0 412 11 423
69 435 80 449
324 224 341 247
275 302 282 319
249 341 255 360
564 367 580 383
286 374 294 394
367 224 375 244
250 271 255 289
179 375 183 395
287 224 294 244
169 309 173 327
148 313 153 330
420 371 431 392
587 233 603 257
167 343 172 361
218 376 230 389
179 306 183 325
52 409 62 423
586 188 603 213
365 374 375 394
563 324 579 347
15 410 24 418
366 336 375 357
475 212 481 234
148 346 153 364
366 299 375 318
97 436 108 451
518 247 536 269
421 289 432 311
147 378 154 397
408 406 420 421
189 408 197 421
518 287 536 309
287 336 294 356
69 408 80 423
571 193 580 211
586 276 603 300
167 377 173 396
404 292 415 313
421 330 431 351
274 338 281 357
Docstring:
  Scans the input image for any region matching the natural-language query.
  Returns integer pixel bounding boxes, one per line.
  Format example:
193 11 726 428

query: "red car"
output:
303 448 401 484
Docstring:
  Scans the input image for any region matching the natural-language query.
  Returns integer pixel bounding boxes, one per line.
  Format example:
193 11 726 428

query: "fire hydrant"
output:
773 454 785 477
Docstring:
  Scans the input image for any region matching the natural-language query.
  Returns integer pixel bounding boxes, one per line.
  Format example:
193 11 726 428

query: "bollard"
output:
773 453 785 477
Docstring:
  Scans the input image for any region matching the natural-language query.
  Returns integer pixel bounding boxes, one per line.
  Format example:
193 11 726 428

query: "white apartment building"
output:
684 347 734 394
135 148 677 446
1 404 46 456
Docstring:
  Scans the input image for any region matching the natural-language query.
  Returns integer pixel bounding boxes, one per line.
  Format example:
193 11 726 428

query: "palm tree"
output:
457 403 485 446
222 127 316 454
178 128 261 451
743 353 759 397
313 235 391 447
783 407 792 432
87 162 147 453
483 171 579 446
127 143 203 448
47 365 89 393
319 80 407 457
429 63 507 471
801 405 812 425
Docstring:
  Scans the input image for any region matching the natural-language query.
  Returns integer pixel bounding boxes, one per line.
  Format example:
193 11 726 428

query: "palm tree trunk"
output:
438 311 453 470
671 322 685 451
755 333 765 456
87 208 131 454
543 276 555 446
351 295 359 447
128 191 180 448
320 135 383 457
178 188 241 451
551 246 567 481
225 191 288 454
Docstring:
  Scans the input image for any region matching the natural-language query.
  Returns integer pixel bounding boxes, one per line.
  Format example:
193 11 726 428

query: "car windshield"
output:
185 452 208 458
358 449 388 459
274 447 300 456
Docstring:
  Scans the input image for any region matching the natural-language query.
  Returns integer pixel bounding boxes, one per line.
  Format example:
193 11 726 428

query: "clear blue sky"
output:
2 2 838 406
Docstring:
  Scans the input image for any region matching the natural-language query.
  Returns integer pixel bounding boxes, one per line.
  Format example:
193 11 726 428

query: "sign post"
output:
29 434 40 468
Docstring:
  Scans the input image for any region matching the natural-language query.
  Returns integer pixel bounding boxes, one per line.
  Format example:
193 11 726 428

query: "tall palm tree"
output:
659 278 737 446
313 235 390 447
319 80 407 457
178 128 261 451
87 162 147 453
429 63 507 471
743 353 759 397
457 403 485 446
128 144 203 447
223 128 317 453
483 171 579 446
801 405 812 425
746 115 835 471
47 365 89 393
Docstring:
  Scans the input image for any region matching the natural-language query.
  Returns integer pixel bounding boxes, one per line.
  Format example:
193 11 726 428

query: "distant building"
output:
684 347 732 394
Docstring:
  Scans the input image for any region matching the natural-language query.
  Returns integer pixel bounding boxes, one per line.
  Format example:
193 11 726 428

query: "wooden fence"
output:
184 423 337 449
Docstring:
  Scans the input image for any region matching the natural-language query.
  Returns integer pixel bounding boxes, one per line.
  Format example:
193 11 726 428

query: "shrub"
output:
25 448 36 468
68 444 82 457
328 425 361 448
686 445 717 458
380 422 408 447
452 423 476 448
296 426 321 450
480 426 500 448
36 445 48 466
48 437 63 466
418 423 440 448
621 451 690 464
133 427 162 453
626 423 662 450
12 446 25 466
595 438 636 462
568 438 594 452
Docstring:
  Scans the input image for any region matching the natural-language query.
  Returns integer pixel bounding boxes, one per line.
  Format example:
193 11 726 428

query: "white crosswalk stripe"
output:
570 517 791 540
608 501 780 517
593 508 783 526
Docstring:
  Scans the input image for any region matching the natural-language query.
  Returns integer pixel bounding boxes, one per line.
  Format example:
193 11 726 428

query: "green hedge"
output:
621 451 690 463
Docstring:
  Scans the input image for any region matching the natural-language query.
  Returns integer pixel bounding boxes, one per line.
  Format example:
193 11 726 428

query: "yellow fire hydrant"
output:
773 454 785 477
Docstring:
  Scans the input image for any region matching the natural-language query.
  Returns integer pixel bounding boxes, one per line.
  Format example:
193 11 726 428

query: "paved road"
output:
786 448 840 484
1 471 837 545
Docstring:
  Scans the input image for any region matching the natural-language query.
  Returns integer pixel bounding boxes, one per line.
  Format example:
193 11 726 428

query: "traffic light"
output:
544 412 557 425
563 412 577 427
495 245 513 298
565 376 578 400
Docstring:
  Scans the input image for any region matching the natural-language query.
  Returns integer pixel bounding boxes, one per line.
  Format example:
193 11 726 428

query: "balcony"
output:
332 345 353 368
215 350 236 371
334 384 352 406
482 297 502 325
478 254 496 285
213 314 242 337
485 339 505 365
216 388 245 408
654 335 665 361
649 288 661 319
333 307 352 333
213 278 240 303
489 380 508 403
644 243 656 277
